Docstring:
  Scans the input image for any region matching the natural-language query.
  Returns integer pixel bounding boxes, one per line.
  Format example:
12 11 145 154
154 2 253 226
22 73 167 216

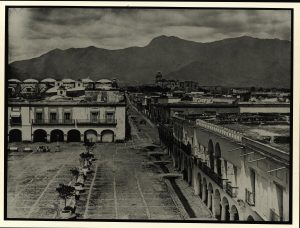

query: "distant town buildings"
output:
155 72 199 92
8 78 126 143
128 84 290 221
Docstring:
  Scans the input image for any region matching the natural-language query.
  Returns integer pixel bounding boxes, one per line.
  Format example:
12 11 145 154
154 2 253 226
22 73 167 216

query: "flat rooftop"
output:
8 99 126 106
217 122 290 152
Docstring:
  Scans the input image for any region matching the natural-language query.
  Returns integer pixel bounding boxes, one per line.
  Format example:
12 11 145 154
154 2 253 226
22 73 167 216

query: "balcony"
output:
10 120 22 126
32 119 75 125
245 188 255 206
270 208 282 221
201 163 224 188
76 119 117 126
226 182 238 198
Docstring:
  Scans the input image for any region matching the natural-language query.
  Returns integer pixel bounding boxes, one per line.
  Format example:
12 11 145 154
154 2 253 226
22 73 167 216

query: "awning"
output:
10 111 21 117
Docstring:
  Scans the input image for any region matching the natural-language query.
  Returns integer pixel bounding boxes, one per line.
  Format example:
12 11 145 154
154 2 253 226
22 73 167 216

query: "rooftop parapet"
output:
196 119 243 142
195 119 290 161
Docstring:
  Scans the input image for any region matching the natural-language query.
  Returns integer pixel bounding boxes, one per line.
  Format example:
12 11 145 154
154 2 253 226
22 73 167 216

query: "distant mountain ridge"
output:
9 35 291 88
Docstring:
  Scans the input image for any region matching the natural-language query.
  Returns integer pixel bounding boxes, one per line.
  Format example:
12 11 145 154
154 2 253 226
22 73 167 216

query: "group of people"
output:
36 145 50 152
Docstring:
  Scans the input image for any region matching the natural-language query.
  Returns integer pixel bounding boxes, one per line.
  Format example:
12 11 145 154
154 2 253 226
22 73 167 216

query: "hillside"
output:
9 35 291 88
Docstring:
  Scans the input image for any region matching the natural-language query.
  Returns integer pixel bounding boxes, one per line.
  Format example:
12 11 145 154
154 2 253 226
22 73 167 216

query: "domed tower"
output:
155 71 163 83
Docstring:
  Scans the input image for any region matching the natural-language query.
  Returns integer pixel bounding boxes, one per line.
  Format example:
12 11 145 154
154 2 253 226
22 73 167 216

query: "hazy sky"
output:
8 8 291 63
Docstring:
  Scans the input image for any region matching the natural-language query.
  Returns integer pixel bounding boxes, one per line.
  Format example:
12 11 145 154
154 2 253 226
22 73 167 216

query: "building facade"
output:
158 116 290 221
8 101 126 143
8 78 126 143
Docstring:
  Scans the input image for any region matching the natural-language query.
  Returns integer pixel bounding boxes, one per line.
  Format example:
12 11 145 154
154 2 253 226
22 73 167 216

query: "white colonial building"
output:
8 78 125 143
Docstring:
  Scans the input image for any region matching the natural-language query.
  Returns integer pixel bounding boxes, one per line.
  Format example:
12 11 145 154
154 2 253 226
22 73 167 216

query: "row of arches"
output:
208 140 222 177
8 129 115 143
196 173 240 221
194 171 255 221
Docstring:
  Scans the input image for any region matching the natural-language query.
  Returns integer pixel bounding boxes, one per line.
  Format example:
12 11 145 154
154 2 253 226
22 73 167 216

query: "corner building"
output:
159 115 290 221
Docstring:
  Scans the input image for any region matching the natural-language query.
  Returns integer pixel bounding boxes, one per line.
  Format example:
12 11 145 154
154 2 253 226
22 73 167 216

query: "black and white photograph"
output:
2 1 298 225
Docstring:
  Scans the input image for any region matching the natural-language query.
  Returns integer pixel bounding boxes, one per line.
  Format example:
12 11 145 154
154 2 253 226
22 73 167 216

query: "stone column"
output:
208 191 212 210
47 134 51 142
221 202 226 220
202 185 207 203
181 155 185 172
172 154 176 168
220 158 226 179
64 134 67 142
194 176 200 195
212 196 218 218
80 134 84 142
187 162 192 185
230 210 234 221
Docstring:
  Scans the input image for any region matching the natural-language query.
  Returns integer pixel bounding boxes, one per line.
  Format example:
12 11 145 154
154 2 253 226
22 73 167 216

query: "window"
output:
64 112 71 120
35 112 43 123
10 117 21 125
250 169 255 193
224 160 228 179
106 112 115 123
36 112 43 121
91 112 99 122
233 165 238 186
64 112 71 123
50 112 57 123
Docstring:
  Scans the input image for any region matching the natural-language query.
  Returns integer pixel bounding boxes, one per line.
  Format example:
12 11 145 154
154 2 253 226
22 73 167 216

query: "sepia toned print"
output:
6 7 291 222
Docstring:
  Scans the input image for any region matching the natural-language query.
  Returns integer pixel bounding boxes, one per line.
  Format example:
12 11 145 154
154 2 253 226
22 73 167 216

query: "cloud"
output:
8 8 291 62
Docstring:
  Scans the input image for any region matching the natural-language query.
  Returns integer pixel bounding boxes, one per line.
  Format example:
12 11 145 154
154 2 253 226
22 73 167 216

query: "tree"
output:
70 168 79 182
56 184 75 208
84 140 95 153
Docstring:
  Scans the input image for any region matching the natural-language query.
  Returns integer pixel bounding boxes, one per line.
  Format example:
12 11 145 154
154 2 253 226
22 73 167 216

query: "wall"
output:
8 103 126 142
239 106 290 114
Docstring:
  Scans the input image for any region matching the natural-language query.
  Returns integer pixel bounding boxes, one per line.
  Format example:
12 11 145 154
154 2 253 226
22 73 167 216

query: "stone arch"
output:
208 139 214 171
214 189 222 220
9 129 22 142
67 129 81 142
84 129 98 143
230 205 239 221
207 183 214 211
101 129 114 142
221 197 230 221
247 215 254 221
202 178 208 205
33 129 47 142
215 143 222 176
50 129 64 142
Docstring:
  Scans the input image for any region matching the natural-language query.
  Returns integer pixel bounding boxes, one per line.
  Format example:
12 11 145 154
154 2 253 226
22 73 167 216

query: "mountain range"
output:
9 35 291 88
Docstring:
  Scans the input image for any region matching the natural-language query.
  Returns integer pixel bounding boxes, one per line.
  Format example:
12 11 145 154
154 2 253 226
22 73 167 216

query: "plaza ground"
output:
7 103 211 220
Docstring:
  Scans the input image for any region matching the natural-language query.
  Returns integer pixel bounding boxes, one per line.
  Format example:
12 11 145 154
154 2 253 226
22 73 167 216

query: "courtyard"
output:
7 111 183 220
